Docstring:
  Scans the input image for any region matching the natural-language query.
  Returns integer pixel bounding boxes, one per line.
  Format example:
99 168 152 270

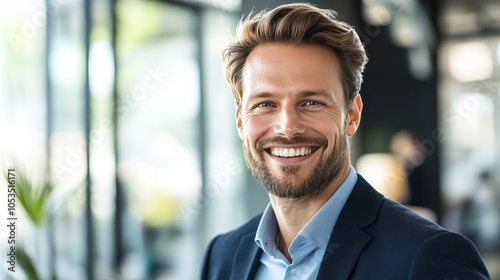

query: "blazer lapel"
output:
231 233 262 280
317 175 384 280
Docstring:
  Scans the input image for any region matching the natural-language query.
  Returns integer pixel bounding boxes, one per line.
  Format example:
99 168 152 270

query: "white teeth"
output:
270 147 313 158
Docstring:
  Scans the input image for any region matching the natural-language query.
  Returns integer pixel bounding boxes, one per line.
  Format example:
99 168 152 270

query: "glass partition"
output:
116 1 202 278
439 36 500 264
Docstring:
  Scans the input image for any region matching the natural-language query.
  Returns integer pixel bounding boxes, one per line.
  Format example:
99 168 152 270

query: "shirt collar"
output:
255 166 358 257
255 203 279 256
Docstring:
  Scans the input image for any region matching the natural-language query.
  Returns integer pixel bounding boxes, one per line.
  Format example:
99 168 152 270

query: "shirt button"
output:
290 268 297 275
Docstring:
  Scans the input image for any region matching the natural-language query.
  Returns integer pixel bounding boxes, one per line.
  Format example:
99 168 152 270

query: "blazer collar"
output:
317 174 384 280
231 232 262 280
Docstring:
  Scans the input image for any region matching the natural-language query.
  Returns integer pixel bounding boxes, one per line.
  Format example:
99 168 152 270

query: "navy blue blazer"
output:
201 175 490 279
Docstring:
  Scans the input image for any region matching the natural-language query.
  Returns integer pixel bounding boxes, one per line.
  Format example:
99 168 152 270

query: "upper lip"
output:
262 144 318 149
264 145 320 154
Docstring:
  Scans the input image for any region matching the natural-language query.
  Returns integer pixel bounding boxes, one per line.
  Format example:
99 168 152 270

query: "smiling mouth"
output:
267 147 317 158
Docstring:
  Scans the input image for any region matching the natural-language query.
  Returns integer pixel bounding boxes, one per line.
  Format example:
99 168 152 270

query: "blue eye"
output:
304 100 321 106
258 102 272 108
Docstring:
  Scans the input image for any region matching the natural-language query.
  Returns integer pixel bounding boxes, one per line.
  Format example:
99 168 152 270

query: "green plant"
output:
9 169 52 226
3 167 53 280
17 246 40 280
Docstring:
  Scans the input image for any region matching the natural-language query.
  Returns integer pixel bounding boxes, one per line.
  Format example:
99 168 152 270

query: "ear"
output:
235 108 243 139
346 94 363 137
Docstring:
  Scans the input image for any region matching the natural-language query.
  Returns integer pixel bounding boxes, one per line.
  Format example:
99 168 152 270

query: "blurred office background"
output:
0 0 499 279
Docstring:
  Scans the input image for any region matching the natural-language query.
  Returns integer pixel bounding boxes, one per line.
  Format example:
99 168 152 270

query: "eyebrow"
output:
246 91 274 100
246 90 337 102
300 90 336 100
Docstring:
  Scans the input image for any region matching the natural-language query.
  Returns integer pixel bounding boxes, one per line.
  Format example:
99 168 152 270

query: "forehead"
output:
241 43 343 102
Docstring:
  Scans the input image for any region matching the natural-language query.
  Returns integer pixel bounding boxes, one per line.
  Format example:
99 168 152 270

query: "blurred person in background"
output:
390 130 426 206
461 170 500 252
201 3 490 279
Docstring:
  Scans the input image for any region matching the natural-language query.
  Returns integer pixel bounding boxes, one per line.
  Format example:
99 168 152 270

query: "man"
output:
201 3 490 279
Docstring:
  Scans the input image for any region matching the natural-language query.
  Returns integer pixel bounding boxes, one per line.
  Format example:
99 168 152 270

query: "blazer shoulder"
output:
346 176 489 278
410 231 490 279
201 214 262 279
369 183 489 277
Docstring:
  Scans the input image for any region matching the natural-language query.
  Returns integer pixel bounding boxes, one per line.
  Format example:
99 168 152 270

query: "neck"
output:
270 164 351 263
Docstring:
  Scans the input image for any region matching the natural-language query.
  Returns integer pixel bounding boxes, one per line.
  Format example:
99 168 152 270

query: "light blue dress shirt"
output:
254 166 358 280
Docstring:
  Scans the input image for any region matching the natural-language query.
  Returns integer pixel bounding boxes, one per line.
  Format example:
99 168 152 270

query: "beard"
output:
243 132 349 201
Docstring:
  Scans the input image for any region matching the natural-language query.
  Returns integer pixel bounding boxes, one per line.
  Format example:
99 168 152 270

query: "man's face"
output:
237 44 362 200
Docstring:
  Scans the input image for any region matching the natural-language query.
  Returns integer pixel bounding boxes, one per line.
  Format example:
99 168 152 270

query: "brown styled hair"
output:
222 3 368 109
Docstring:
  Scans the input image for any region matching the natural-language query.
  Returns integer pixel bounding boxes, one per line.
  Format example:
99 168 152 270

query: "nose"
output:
274 105 306 138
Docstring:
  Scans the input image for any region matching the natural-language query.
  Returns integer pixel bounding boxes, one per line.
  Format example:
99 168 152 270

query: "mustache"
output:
256 136 328 151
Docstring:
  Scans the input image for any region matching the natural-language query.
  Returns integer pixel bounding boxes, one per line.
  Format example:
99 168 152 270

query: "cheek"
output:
309 120 343 150
242 116 270 140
